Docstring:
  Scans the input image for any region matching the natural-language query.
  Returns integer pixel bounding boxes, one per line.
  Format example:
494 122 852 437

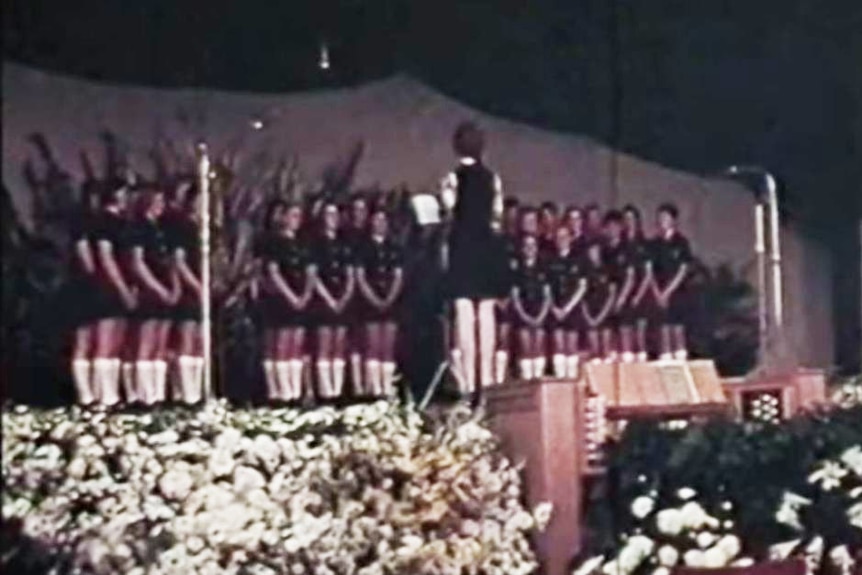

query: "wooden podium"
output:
484 379 586 575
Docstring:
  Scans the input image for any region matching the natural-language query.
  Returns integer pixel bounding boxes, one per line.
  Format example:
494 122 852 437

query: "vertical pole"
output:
754 203 769 365
197 143 213 401
765 173 783 330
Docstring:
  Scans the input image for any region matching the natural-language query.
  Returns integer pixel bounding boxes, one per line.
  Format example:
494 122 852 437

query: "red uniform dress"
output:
581 260 615 331
603 239 633 327
311 234 354 326
89 210 131 320
651 232 693 325
357 236 403 322
168 215 201 321
511 257 549 329
621 232 653 324
546 248 585 331
128 217 175 319
261 233 312 327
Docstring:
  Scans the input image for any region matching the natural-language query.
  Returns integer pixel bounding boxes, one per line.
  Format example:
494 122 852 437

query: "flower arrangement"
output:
576 401 862 575
2 401 550 575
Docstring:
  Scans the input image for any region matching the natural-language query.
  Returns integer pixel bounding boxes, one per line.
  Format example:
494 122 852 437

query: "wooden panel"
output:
486 379 584 575
620 361 669 406
688 359 727 403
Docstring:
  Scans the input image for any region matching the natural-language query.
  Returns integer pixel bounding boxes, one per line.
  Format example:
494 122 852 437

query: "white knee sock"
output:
96 358 120 406
121 361 137 403
519 359 534 380
263 360 277 399
674 349 688 361
552 354 567 378
177 356 196 403
532 356 547 379
275 361 292 400
477 300 496 388
565 355 580 379
365 360 381 397
289 360 304 401
332 359 346 397
350 353 364 396
454 299 477 393
72 359 94 405
494 350 509 385
153 360 168 403
382 362 397 398
190 357 205 403
136 361 156 405
316 361 333 398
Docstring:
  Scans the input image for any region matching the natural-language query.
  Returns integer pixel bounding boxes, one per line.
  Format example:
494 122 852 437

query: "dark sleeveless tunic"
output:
446 161 507 299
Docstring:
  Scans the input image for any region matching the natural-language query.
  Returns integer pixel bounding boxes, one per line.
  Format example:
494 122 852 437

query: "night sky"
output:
3 0 860 365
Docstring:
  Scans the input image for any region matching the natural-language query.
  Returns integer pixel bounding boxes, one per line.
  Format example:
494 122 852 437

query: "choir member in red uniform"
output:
603 210 636 362
547 224 587 378
260 202 314 403
564 205 589 260
345 193 370 392
69 181 104 405
622 204 653 360
582 241 618 362
312 201 356 399
256 200 287 400
538 201 560 256
170 187 206 403
519 205 540 237
494 200 521 385
89 181 137 406
584 203 604 241
651 203 693 360
511 234 552 380
128 186 180 405
356 209 404 398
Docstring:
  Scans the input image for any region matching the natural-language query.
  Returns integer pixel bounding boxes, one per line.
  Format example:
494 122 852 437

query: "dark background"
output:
3 0 860 372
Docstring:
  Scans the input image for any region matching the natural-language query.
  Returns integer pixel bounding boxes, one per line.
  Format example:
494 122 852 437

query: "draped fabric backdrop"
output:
1 63 834 368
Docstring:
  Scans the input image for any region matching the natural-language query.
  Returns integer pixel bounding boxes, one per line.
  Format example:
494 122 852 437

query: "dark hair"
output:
98 178 128 208
584 203 601 215
658 202 679 219
453 121 485 159
540 201 559 214
603 209 624 224
263 199 288 231
504 197 520 210
622 203 641 221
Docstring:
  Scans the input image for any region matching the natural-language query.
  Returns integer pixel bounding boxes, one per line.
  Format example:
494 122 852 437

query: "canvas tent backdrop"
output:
1 62 834 369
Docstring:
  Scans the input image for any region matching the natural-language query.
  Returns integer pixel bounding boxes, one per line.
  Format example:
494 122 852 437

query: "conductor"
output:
440 121 508 396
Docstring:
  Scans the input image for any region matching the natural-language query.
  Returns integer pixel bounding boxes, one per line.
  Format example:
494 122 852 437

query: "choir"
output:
66 178 696 408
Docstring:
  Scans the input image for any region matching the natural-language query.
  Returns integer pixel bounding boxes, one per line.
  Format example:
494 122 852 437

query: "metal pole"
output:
764 172 783 329
754 203 769 357
197 143 213 402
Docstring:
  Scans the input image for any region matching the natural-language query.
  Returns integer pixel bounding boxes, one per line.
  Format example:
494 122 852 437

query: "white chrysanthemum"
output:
630 496 655 519
676 487 697 501
655 509 684 536
679 501 710 530
839 446 862 478
683 549 705 568
657 545 679 567
159 468 194 501
808 461 848 491
696 532 716 549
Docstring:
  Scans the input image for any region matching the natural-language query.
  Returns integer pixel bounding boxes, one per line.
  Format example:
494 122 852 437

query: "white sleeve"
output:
440 171 457 211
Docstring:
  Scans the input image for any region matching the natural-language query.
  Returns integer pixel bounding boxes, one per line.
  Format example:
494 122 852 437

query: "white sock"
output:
121 361 137 403
72 359 94 405
477 300 496 388
136 361 156 405
659 353 674 361
365 360 381 397
263 360 277 399
350 353 364 396
275 361 292 401
190 357 205 403
552 354 567 378
153 360 168 403
454 299 477 393
621 352 636 363
519 359 534 380
316 361 333 398
177 356 195 403
532 356 547 379
332 359 346 397
450 348 467 392
289 360 304 400
382 362 397 398
494 351 509 385
96 358 120 406
565 355 580 379
674 349 688 361
637 351 648 362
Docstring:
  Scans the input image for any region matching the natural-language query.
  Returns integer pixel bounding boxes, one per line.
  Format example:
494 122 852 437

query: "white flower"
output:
630 496 655 519
732 557 755 568
533 501 553 530
769 539 801 561
655 509 684 536
715 535 741 560
703 546 731 568
829 545 854 571
214 428 243 452
208 449 236 478
67 457 88 479
840 445 862 478
676 487 697 501
696 532 717 549
617 535 654 574
808 461 848 491
848 502 862 529
679 502 710 530
683 549 705 568
159 469 194 501
657 546 679 567
572 555 605 575
651 568 670 575
775 491 811 530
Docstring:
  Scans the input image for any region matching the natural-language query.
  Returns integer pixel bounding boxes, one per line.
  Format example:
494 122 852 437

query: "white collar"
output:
459 157 478 166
